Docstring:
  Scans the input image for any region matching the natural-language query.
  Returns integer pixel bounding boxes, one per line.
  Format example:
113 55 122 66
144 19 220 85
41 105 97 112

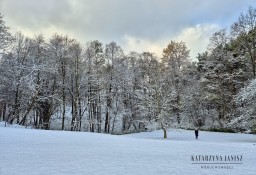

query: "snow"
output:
0 124 255 175
237 78 256 103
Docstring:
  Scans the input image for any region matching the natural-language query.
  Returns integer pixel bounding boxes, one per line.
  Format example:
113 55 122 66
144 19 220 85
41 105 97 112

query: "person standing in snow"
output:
195 128 199 139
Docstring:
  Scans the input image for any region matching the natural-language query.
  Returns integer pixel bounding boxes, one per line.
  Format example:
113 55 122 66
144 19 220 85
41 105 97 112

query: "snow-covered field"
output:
0 123 255 175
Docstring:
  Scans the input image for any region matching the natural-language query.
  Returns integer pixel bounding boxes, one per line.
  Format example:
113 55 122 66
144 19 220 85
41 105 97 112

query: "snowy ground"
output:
0 123 255 175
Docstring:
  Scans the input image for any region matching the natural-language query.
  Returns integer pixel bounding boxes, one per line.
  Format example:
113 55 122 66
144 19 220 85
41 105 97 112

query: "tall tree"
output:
49 34 72 130
103 42 124 133
142 60 175 138
0 13 12 56
162 41 190 124
198 29 252 127
85 40 104 132
6 33 32 124
231 6 256 77
0 13 12 123
68 41 84 131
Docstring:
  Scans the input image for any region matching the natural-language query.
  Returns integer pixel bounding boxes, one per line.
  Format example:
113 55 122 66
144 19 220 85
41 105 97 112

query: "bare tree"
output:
104 42 124 133
0 13 12 56
67 41 83 131
49 34 73 130
84 40 104 132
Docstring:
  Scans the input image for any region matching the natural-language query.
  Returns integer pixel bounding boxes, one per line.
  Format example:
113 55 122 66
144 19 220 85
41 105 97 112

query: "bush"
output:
208 127 236 133
250 124 256 134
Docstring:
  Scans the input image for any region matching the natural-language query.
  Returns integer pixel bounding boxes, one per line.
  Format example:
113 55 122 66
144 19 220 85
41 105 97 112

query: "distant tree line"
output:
0 6 256 137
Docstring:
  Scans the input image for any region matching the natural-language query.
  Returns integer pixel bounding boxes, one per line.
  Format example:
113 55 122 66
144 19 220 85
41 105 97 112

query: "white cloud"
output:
121 35 167 57
122 24 220 61
174 24 220 60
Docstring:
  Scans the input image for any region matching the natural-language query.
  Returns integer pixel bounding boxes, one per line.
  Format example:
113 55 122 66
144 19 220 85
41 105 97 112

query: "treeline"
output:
0 7 256 137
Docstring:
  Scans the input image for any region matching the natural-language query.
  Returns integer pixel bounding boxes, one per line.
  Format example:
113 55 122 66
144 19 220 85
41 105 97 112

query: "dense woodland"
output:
1 7 256 137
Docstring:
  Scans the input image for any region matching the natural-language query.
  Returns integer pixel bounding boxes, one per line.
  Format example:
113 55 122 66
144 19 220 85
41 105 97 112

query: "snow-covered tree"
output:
0 13 12 56
103 42 124 133
197 29 252 127
162 41 190 124
232 78 256 131
0 14 12 122
231 6 256 77
142 63 176 138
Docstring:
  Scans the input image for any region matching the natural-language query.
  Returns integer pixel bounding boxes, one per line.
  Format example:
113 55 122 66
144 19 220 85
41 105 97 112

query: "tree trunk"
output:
3 103 6 121
10 88 20 124
0 103 6 122
34 110 39 128
163 128 167 139
252 60 256 78
61 104 65 130
97 95 101 133
61 62 66 130
0 103 2 121
78 96 82 131
111 116 116 133
71 98 74 131
105 109 109 133
71 74 75 131
161 122 167 139
19 96 36 125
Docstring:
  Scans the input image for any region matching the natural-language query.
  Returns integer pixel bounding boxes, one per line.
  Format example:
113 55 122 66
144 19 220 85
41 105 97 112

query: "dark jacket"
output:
195 129 199 136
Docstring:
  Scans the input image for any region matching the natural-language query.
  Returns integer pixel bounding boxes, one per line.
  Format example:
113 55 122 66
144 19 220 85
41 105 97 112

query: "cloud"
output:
121 24 220 60
174 24 220 60
0 0 255 60
121 34 166 57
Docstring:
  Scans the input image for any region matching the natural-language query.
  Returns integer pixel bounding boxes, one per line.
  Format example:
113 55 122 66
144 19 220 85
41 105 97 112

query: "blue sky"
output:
1 0 256 60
